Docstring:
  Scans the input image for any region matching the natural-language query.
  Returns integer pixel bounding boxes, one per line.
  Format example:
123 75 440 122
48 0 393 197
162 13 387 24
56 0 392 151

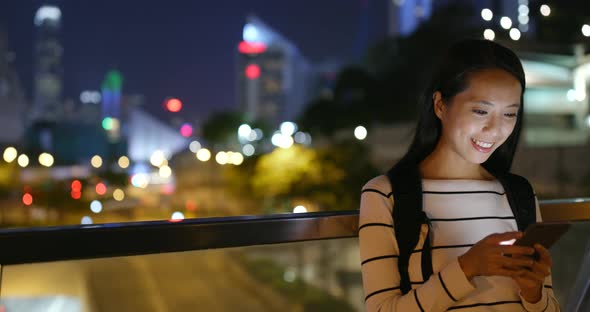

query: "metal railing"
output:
0 198 587 265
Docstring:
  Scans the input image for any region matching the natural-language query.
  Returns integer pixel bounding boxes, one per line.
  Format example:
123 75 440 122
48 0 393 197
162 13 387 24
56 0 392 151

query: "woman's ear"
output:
433 91 445 120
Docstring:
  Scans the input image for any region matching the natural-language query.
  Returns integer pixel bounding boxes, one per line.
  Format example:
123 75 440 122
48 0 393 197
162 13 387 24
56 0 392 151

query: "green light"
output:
101 70 123 91
102 117 113 130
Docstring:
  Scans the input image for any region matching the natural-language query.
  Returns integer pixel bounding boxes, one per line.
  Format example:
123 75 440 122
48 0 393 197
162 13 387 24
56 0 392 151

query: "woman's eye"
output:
472 109 487 115
504 113 518 118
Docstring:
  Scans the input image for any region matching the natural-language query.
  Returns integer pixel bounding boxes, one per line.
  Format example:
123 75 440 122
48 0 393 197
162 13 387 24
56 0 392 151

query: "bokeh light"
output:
509 28 521 40
90 200 103 213
483 29 495 41
293 205 307 213
159 165 172 178
229 152 244 166
81 216 93 225
242 144 255 156
245 64 261 79
171 211 185 220
22 193 33 206
165 98 183 112
17 154 29 168
118 156 130 169
189 141 202 153
196 148 212 162
3 147 17 163
91 155 103 168
38 152 54 167
180 123 193 137
481 8 493 21
215 152 228 165
95 182 107 195
113 188 125 201
354 126 368 140
150 150 167 167
500 16 512 29
540 4 551 16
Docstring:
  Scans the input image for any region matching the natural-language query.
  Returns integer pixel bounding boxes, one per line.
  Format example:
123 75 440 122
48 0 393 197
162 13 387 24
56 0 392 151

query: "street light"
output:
17 154 29 168
483 29 495 41
500 17 512 29
481 9 493 21
540 4 551 17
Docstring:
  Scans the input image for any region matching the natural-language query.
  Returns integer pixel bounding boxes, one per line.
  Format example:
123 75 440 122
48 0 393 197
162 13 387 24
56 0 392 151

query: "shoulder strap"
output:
386 161 432 295
496 173 536 231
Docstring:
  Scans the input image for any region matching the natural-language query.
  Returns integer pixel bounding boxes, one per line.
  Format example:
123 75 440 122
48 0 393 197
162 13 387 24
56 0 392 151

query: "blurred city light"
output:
293 205 307 213
118 156 130 169
245 64 261 80
354 126 368 140
17 154 29 168
131 173 149 188
159 165 172 178
280 122 298 136
90 200 103 213
483 29 495 41
81 216 93 225
3 147 17 163
95 183 107 195
586 116 590 127
500 17 512 29
102 117 114 130
22 193 33 206
271 132 294 148
243 23 259 42
91 155 103 168
238 41 267 54
34 5 61 26
80 90 101 104
540 4 551 16
171 211 185 221
189 141 202 153
71 190 82 199
180 123 193 137
113 188 125 201
243 144 255 156
518 15 529 25
583 24 590 37
518 5 529 16
215 152 229 165
247 130 258 141
165 98 183 112
481 8 493 21
38 152 54 167
196 148 212 162
509 28 521 40
238 124 252 138
253 128 263 140
71 180 82 191
283 268 296 283
229 152 244 165
150 150 166 167
567 89 577 102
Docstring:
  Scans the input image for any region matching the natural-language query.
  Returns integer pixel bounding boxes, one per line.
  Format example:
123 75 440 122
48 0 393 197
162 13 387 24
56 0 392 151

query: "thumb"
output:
485 231 523 244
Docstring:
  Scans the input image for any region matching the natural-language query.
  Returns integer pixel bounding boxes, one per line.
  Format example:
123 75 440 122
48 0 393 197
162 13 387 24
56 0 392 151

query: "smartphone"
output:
511 222 571 260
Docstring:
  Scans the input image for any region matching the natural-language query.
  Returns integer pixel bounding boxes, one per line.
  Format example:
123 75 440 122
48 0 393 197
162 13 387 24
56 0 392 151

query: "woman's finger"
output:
534 244 552 266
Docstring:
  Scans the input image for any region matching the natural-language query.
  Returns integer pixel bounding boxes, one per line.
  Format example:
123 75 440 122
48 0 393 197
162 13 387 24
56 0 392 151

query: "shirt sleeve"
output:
359 176 476 312
519 196 561 312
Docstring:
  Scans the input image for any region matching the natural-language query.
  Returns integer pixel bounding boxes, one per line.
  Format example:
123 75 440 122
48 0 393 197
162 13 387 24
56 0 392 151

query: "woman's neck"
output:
419 145 495 181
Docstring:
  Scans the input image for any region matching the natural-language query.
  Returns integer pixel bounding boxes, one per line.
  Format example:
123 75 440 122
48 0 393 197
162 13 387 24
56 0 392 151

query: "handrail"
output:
0 199 587 266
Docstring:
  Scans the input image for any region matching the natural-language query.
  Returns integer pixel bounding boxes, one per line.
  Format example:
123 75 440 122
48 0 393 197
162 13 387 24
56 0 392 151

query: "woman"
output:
359 39 560 311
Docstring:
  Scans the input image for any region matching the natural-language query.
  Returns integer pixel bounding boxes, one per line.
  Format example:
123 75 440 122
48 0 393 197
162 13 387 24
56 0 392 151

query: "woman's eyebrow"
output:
476 100 520 108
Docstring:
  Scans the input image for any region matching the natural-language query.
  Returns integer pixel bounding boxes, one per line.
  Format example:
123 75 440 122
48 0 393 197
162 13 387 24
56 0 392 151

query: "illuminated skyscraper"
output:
236 16 312 126
31 5 63 122
0 27 26 143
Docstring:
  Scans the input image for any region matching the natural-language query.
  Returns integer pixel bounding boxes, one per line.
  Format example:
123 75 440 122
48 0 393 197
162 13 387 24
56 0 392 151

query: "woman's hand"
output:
512 243 552 303
458 232 536 280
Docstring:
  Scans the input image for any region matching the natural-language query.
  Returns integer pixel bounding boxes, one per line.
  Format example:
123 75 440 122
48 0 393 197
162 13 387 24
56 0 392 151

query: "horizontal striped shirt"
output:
359 175 560 312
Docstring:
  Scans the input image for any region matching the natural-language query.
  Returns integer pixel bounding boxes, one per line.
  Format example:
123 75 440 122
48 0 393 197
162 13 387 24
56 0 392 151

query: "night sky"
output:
0 1 387 125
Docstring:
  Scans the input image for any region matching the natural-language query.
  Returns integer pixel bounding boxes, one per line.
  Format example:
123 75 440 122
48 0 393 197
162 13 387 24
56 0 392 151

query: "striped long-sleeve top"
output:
359 175 560 312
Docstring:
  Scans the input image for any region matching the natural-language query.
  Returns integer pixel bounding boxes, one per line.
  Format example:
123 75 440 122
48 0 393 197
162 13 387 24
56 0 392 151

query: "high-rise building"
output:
31 5 63 123
388 0 433 36
388 0 535 38
0 27 26 144
236 16 312 126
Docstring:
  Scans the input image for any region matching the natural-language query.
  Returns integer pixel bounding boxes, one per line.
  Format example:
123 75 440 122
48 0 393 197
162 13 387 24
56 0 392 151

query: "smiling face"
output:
433 68 522 166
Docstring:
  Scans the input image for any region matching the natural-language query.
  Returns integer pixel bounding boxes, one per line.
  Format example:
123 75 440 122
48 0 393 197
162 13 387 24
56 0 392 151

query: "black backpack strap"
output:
496 173 536 231
386 161 432 295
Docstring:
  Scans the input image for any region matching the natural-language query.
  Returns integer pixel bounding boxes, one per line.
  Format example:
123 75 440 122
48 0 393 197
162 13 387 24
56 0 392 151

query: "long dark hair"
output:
395 39 526 176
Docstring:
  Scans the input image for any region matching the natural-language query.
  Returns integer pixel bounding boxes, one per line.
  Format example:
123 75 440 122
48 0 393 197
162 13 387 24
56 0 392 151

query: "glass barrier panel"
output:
2 221 590 312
